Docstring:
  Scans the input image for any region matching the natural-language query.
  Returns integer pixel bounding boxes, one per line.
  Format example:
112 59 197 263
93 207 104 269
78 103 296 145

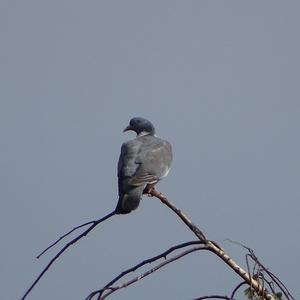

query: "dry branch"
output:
149 188 278 300
21 188 293 300
95 246 208 300
86 241 206 300
193 296 232 300
21 211 116 300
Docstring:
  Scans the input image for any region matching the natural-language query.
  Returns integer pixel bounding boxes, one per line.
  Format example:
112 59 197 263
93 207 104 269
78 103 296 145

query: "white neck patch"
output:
138 131 151 137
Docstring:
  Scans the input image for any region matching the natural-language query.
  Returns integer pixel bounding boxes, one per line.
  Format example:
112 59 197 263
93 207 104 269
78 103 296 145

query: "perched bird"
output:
115 117 173 214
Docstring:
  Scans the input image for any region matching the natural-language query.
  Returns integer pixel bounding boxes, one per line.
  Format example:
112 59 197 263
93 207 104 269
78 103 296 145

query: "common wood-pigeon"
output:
115 117 172 214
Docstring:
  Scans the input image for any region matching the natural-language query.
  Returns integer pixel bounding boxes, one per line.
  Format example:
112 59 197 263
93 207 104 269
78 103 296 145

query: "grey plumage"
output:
115 117 172 214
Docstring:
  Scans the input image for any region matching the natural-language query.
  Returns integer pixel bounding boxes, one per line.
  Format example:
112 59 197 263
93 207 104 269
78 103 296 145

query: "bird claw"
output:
143 185 155 196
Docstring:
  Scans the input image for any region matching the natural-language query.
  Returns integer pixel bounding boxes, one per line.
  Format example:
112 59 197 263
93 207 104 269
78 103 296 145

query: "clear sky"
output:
1 1 299 299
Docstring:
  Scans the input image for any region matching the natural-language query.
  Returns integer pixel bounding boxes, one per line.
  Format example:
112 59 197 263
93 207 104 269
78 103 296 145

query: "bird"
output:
20 118 172 300
115 117 173 214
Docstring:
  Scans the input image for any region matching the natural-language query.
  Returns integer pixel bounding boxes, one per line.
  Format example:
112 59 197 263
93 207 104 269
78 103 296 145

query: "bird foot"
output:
143 185 156 196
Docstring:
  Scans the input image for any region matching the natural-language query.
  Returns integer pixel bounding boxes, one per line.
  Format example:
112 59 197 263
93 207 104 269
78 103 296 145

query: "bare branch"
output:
22 189 294 300
193 280 257 300
193 296 232 300
149 189 277 300
148 188 207 242
85 241 204 300
21 211 116 300
227 239 295 300
230 281 247 299
96 245 208 300
37 220 95 259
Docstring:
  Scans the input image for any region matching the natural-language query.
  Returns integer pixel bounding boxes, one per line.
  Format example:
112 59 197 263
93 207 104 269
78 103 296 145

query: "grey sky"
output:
1 1 299 299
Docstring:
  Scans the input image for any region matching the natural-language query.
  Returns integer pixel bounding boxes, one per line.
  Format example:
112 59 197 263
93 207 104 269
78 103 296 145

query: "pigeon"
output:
115 117 173 214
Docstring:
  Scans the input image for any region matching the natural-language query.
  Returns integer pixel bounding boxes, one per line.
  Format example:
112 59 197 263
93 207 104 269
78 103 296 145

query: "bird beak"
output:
123 125 132 132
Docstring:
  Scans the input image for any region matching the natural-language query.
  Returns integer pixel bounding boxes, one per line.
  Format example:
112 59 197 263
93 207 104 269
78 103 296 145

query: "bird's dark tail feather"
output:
115 191 143 214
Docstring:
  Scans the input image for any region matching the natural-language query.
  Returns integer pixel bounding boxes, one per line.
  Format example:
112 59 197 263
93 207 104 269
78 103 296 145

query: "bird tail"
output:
115 186 144 214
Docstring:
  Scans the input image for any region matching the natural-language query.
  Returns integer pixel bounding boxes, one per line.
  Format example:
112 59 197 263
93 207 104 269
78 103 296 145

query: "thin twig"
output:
245 253 254 300
99 245 208 300
37 220 95 259
231 281 247 299
21 211 116 300
227 239 294 300
193 296 232 300
86 240 204 300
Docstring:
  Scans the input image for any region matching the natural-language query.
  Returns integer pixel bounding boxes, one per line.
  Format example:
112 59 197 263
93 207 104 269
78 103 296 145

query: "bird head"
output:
123 117 156 136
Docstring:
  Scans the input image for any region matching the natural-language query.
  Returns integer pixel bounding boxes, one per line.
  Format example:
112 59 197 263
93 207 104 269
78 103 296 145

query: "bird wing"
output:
118 136 172 188
117 139 142 178
121 136 172 186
